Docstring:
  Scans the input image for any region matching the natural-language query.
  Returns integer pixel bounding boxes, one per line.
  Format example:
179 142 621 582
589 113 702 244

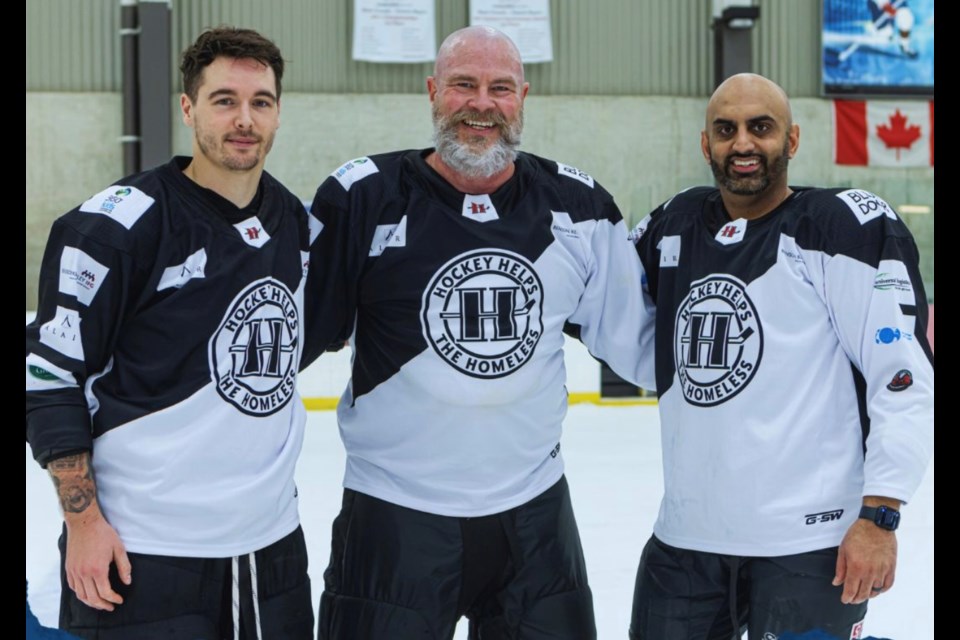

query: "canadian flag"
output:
833 100 934 167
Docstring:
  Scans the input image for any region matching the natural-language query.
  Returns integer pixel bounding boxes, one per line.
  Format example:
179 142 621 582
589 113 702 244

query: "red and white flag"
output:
833 100 934 167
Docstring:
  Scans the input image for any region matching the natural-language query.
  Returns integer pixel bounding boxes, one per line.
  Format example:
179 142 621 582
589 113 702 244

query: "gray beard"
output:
432 111 522 180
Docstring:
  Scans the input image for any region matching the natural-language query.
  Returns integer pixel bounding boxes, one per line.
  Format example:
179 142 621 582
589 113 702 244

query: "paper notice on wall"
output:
470 0 553 63
352 0 436 63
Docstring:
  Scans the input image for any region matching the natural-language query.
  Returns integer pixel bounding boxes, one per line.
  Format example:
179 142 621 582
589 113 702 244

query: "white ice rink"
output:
26 402 934 639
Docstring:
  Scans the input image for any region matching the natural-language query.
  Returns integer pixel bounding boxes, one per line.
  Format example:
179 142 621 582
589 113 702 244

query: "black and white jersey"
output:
26 157 315 557
307 150 655 517
633 186 934 556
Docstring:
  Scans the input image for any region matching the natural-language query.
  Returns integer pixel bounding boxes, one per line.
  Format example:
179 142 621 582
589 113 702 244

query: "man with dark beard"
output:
305 25 655 640
629 74 933 638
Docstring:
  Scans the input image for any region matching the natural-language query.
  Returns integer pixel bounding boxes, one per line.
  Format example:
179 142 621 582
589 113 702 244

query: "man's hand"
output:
49 452 132 611
64 512 132 611
832 498 899 604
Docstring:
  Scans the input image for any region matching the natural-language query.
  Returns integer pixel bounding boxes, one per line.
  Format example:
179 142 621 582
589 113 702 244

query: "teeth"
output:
464 120 494 128
732 158 758 166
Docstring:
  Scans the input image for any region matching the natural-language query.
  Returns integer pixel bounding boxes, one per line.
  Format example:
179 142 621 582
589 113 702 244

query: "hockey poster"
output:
822 0 934 96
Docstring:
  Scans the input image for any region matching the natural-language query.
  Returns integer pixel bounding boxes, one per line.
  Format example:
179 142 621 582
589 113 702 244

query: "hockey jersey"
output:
307 150 655 517
633 186 934 556
26 157 313 557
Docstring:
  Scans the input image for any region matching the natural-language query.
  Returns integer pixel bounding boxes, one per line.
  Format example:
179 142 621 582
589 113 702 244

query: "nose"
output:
235 103 253 130
731 127 755 154
466 87 496 113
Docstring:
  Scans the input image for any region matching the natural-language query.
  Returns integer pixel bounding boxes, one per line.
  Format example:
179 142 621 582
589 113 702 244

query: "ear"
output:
787 123 800 159
700 130 711 164
426 76 438 103
180 94 194 127
520 82 529 100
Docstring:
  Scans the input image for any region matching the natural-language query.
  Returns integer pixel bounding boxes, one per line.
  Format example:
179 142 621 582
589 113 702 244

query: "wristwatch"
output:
859 505 901 531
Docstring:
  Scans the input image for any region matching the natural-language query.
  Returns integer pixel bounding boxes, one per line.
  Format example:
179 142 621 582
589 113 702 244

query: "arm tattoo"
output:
48 453 97 515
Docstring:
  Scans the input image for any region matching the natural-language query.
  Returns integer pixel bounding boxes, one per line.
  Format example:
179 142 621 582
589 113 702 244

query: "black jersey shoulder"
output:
783 187 918 267
518 152 621 225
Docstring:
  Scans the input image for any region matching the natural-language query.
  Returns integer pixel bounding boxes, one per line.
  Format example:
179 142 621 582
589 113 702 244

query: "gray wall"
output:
26 91 934 308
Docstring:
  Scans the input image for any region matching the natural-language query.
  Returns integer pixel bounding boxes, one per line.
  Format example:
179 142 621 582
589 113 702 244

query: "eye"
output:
253 99 274 108
215 97 234 106
752 122 771 133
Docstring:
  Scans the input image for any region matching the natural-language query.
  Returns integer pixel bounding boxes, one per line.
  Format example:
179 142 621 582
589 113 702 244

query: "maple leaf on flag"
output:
876 109 922 161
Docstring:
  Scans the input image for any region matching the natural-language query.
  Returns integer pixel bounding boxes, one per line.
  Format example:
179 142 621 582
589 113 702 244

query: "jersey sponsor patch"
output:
462 194 499 222
886 368 913 391
556 162 595 188
659 235 681 267
875 326 913 344
836 189 898 225
714 218 747 245
331 157 379 191
874 260 913 294
39 306 84 361
674 275 762 407
157 248 207 291
26 353 78 391
209 278 300 416
369 215 408 256
79 185 155 229
233 216 271 248
58 247 109 306
550 211 581 240
421 249 543 379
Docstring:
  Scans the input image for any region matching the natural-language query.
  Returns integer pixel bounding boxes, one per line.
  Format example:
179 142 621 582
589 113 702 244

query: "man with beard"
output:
26 27 316 638
629 73 933 638
305 25 655 640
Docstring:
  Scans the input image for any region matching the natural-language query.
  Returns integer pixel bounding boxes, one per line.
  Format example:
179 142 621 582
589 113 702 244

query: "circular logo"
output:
210 278 300 416
674 275 762 406
421 249 543 379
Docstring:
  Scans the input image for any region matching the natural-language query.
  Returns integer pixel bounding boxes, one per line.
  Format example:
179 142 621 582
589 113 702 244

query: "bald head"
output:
706 73 792 130
434 26 524 84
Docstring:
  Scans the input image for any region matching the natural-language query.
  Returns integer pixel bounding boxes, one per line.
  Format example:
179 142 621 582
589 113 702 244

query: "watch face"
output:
878 507 901 530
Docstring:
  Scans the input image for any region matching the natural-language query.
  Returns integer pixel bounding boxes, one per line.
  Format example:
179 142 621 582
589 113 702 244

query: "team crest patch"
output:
422 249 543 378
79 185 154 229
714 218 747 245
674 275 762 406
462 194 498 222
209 278 300 416
836 189 897 225
233 216 271 248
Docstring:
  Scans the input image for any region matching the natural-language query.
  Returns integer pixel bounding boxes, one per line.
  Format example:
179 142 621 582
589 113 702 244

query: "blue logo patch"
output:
875 327 913 344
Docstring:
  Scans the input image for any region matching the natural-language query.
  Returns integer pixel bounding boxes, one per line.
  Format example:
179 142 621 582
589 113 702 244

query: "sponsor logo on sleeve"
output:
850 619 864 639
58 247 109 306
714 218 747 245
550 211 580 239
556 162 595 188
836 189 898 225
875 327 912 344
873 260 913 294
26 353 78 391
233 216 271 248
674 275 762 406
157 248 207 291
331 157 379 191
804 509 844 525
659 235 681 267
209 278 300 416
79 185 155 229
421 249 543 378
462 194 499 222
886 368 913 392
39 306 84 361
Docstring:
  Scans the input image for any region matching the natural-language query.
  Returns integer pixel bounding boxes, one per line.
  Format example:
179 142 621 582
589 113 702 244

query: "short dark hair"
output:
180 26 285 102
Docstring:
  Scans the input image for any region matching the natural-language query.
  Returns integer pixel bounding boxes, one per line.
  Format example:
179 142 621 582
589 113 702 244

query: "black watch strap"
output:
859 505 901 531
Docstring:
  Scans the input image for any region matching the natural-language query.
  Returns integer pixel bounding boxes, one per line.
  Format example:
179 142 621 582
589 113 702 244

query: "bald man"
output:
629 73 933 638
305 26 654 639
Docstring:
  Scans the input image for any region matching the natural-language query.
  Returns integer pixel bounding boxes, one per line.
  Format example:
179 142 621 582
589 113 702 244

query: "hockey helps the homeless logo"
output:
422 249 543 378
210 278 299 416
675 275 762 406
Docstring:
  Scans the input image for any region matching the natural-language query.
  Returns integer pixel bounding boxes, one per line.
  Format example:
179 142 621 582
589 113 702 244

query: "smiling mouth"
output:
728 156 762 173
